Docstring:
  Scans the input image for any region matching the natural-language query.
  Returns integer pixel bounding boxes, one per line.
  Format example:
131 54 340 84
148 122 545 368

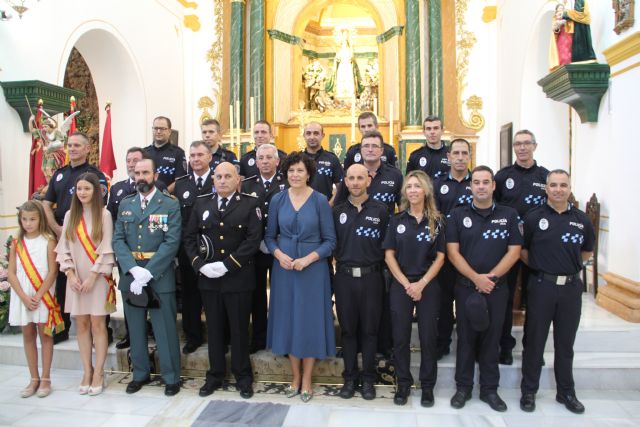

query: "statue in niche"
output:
549 0 597 71
303 59 336 113
358 60 379 111
326 28 363 105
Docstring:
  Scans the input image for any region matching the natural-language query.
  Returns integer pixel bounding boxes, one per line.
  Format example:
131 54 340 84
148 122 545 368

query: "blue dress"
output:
265 190 337 359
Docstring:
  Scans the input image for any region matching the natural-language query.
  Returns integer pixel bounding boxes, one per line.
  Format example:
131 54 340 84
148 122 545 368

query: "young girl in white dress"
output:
8 200 60 398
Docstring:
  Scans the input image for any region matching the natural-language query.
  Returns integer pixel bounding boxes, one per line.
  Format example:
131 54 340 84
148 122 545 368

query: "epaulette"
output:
242 174 258 182
162 189 177 199
175 174 190 181
240 192 258 198
121 193 137 201
197 192 214 199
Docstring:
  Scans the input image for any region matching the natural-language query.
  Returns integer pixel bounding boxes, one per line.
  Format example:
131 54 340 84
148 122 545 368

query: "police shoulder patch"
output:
241 192 258 198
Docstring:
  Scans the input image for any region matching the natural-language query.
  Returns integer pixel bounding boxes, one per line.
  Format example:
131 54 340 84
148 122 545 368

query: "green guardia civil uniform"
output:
113 189 182 384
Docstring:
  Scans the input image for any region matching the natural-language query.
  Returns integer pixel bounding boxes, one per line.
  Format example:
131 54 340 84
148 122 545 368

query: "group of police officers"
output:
41 112 594 414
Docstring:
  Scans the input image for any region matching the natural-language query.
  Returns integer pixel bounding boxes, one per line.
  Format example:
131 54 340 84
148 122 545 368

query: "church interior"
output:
0 1 639 425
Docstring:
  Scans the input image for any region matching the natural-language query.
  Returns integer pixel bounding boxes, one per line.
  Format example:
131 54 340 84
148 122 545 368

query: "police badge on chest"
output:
148 214 169 233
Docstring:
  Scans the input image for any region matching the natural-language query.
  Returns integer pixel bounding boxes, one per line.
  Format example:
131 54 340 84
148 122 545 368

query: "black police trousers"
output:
251 252 273 348
521 275 582 395
201 290 253 388
334 271 384 383
390 278 441 390
454 282 508 394
436 260 457 353
178 248 203 345
500 261 531 352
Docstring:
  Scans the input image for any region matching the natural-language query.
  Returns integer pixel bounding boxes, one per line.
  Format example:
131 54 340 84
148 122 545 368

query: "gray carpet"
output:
192 400 290 427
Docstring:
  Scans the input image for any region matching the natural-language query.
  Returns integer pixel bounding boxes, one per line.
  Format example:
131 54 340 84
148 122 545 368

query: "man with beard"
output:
113 155 182 396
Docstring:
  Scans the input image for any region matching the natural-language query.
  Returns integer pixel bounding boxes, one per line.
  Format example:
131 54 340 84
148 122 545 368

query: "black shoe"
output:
421 389 434 408
199 380 222 397
239 384 254 399
339 380 356 399
520 393 536 412
361 382 376 400
436 347 450 361
53 332 69 345
393 385 410 406
450 390 471 409
126 376 151 394
165 383 181 396
499 349 513 365
115 337 130 350
556 393 585 414
480 392 508 412
182 341 202 354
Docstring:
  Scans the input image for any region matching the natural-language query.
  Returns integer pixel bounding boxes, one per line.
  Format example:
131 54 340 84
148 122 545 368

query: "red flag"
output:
99 103 116 179
28 101 47 197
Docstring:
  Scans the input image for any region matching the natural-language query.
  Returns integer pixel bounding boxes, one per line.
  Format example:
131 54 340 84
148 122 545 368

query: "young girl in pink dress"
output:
56 172 116 396
8 200 60 398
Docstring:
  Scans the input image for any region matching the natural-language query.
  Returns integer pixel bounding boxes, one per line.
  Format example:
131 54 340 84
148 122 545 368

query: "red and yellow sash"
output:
76 217 117 311
14 239 64 336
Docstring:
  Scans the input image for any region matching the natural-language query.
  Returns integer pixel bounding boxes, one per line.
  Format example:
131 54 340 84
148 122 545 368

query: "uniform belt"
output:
537 271 580 285
132 251 156 260
337 264 380 278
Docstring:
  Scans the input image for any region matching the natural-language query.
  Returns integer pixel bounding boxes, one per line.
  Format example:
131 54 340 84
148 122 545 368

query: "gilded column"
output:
404 0 422 127
428 0 443 119
249 0 265 123
231 0 245 128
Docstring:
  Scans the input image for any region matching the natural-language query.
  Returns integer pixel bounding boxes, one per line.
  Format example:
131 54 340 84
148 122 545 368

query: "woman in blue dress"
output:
265 152 337 403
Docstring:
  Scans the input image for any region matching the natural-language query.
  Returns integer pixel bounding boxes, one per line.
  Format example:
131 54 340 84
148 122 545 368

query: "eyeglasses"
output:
513 141 534 147
152 127 169 132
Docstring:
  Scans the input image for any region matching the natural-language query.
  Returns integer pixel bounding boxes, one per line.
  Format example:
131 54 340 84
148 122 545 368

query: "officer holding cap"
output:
519 169 595 414
446 165 522 412
333 164 390 401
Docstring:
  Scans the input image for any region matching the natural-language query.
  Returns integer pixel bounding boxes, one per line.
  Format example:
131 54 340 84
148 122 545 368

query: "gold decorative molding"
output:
198 96 214 123
175 0 197 8
184 15 201 32
206 0 224 120
481 6 496 23
455 0 485 131
603 31 640 66
610 60 640 77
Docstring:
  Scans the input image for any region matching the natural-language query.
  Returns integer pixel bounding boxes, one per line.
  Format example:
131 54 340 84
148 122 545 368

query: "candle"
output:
229 104 234 146
250 96 255 132
350 98 356 144
235 100 241 146
373 97 378 117
389 101 393 145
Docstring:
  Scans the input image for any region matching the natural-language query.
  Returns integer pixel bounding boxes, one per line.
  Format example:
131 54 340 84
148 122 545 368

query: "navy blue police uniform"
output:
520 203 595 399
433 171 473 357
343 143 398 170
239 148 287 178
174 171 216 351
406 144 450 179
334 163 403 214
333 197 390 392
209 145 239 170
382 211 446 394
494 161 549 359
241 173 288 351
45 162 108 339
446 203 522 396
143 142 187 187
183 192 262 393
303 148 344 199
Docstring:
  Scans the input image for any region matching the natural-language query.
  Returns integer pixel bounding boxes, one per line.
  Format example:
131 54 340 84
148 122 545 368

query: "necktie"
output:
219 197 228 211
141 197 147 210
197 176 203 190
264 180 271 191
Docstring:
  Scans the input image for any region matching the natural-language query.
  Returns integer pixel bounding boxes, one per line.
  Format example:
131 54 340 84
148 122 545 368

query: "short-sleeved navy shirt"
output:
433 171 473 216
333 197 390 267
405 144 450 179
343 143 398 169
446 203 523 274
44 162 108 225
143 142 187 186
334 163 403 213
494 161 549 217
382 210 446 276
523 203 595 275
239 148 287 177
303 148 344 199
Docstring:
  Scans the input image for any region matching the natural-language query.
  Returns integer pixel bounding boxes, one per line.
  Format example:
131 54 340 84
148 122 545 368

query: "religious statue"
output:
358 60 379 111
28 111 79 182
303 60 336 113
549 0 597 71
326 28 362 105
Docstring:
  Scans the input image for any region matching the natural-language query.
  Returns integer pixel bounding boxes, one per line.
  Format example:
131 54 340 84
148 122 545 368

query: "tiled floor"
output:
0 364 638 426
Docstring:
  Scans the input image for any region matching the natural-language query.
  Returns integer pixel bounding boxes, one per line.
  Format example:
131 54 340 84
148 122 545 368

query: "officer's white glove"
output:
130 266 153 284
130 280 144 295
259 240 270 254
199 263 217 279
210 262 228 278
